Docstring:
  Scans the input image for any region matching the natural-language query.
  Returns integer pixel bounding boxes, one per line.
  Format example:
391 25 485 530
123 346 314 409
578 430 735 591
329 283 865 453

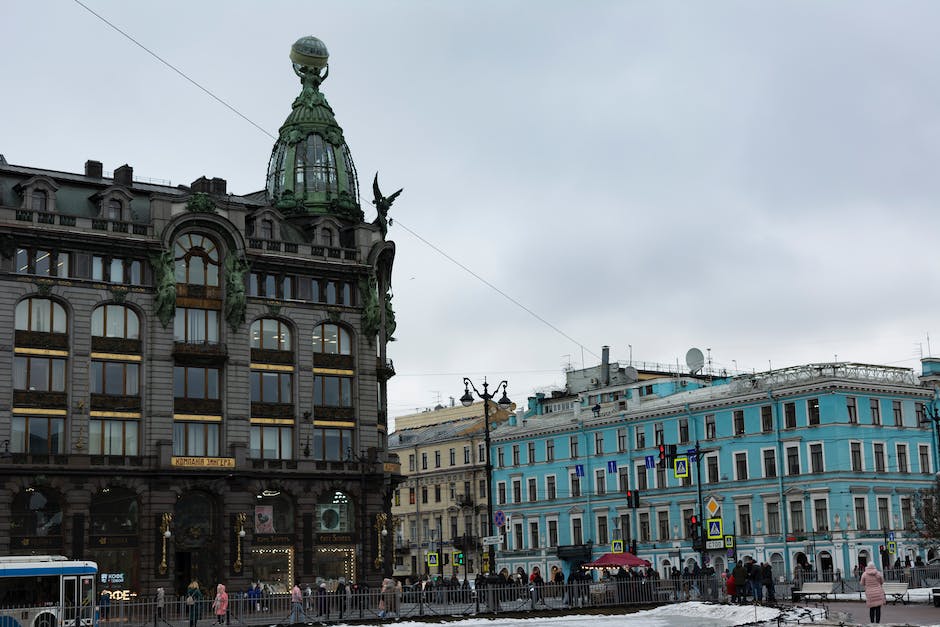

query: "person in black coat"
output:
761 563 776 603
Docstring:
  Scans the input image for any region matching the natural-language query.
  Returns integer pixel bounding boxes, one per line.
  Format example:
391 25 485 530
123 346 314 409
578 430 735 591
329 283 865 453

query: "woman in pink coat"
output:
212 584 229 625
860 563 885 624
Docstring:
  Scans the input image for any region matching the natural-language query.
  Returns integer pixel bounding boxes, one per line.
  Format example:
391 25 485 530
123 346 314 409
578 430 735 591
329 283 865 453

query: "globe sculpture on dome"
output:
290 35 330 90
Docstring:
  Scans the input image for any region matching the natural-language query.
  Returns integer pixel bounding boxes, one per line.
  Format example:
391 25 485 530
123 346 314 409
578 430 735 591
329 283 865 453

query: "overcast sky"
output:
4 1 940 421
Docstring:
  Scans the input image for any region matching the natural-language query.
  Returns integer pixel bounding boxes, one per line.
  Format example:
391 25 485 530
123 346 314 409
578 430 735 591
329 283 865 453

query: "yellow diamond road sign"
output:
705 497 720 518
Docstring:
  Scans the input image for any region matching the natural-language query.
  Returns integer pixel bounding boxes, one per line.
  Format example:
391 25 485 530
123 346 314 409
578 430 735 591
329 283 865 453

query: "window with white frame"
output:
738 503 751 536
594 431 604 455
920 444 931 473
851 441 863 471
635 426 646 449
870 399 881 425
617 427 627 452
597 515 608 544
654 423 664 445
546 475 556 500
546 438 555 462
529 521 539 548
766 502 780 535
807 398 820 426
789 500 805 533
548 519 558 547
813 498 828 531
809 443 823 473
570 436 579 458
571 472 581 498
897 444 909 473
512 479 521 503
786 445 800 475
571 517 583 544
705 414 716 439
595 469 606 495
873 443 886 472
763 449 777 478
527 477 537 502
735 452 748 480
657 510 669 541
854 497 867 530
877 497 890 529
707 455 719 483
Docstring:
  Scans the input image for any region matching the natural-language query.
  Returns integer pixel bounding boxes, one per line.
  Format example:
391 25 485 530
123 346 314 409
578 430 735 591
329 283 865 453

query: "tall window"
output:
571 473 581 498
546 475 556 500
784 403 796 428
512 480 521 503
735 452 748 480
546 439 555 461
107 199 123 221
594 432 604 455
733 410 745 435
813 498 828 531
617 428 628 452
786 446 800 475
548 520 558 547
877 497 889 529
527 477 537 502
312 323 352 354
597 516 608 545
766 502 780 535
893 400 903 427
705 414 716 439
920 444 931 473
897 444 909 473
810 443 823 473
570 436 579 458
654 423 664 445
635 427 646 448
873 443 886 472
595 469 606 495
657 511 669 541
738 504 751 536
527 442 536 463
854 497 867 531
847 396 858 423
761 405 773 432
572 518 583 544
851 442 863 471
511 445 520 465
174 233 220 286
678 418 689 443
173 421 219 457
870 399 881 425
32 189 49 212
807 398 820 425
707 455 719 483
251 318 292 351
789 500 804 533
763 449 777 478
174 308 219 344
295 134 338 194
636 464 648 490
313 375 352 406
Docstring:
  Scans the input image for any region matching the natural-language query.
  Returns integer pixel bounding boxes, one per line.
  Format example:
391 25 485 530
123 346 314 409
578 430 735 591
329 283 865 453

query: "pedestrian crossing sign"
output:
706 518 723 540
887 541 897 554
674 456 689 478
612 540 624 553
427 552 439 566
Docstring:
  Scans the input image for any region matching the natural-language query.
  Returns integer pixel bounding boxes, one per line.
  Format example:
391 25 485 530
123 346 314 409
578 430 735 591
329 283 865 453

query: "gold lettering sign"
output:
171 457 236 468
317 533 354 544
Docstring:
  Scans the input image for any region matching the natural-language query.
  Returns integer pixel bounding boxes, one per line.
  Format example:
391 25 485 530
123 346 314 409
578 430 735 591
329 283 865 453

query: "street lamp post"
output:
460 377 512 575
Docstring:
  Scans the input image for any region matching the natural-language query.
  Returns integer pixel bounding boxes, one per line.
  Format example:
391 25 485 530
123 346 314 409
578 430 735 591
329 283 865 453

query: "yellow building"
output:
388 401 513 582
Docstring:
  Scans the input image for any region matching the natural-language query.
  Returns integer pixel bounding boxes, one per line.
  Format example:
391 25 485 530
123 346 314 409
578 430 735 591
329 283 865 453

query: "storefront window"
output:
254 493 294 534
316 491 351 533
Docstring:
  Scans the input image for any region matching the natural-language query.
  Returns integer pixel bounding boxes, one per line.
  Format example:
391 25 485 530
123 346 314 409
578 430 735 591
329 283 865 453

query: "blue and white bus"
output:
0 556 97 627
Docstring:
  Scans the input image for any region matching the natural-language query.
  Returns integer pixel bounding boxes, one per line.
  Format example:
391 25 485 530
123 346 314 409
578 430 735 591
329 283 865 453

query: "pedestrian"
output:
761 562 776 604
99 587 111 622
732 561 747 604
186 581 202 627
529 566 544 608
211 584 228 625
334 578 347 619
289 581 303 624
860 562 886 624
155 587 166 626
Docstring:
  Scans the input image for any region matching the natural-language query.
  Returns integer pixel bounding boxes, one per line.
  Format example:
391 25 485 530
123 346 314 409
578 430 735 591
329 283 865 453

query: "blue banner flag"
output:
575 464 585 477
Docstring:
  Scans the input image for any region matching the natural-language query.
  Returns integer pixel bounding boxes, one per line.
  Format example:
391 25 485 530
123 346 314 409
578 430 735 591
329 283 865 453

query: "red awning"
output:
581 551 651 569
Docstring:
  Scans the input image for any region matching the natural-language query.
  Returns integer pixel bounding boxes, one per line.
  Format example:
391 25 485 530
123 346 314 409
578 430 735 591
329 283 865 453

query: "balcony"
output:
173 341 228 363
377 357 395 380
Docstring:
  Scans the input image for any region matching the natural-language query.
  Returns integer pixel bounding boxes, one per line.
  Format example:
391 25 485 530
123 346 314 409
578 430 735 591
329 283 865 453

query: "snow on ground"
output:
324 601 828 626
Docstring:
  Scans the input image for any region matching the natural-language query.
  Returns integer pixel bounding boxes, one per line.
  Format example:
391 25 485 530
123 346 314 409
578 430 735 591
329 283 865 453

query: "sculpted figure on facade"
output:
150 248 176 328
224 254 250 331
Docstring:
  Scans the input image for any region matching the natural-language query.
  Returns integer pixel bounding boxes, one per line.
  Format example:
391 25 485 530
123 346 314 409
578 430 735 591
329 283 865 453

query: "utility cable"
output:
72 0 276 141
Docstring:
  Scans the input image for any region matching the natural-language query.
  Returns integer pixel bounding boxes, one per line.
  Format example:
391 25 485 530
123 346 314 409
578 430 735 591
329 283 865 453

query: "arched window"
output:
174 233 220 287
31 189 48 212
90 488 138 535
108 199 123 222
15 298 67 333
92 304 140 339
251 318 292 351
312 323 351 355
11 488 63 537
295 134 338 194
321 228 333 247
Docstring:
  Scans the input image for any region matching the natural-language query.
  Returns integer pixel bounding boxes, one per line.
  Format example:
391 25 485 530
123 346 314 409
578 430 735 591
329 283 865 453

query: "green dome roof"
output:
266 36 362 223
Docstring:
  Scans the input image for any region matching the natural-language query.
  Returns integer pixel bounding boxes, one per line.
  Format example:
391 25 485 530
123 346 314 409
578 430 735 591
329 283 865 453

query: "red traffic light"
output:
690 515 698 525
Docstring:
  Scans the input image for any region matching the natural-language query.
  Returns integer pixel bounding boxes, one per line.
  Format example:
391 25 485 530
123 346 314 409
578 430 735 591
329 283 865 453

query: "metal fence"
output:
10 571 933 627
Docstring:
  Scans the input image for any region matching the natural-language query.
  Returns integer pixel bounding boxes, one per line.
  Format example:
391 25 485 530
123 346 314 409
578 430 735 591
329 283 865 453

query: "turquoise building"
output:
490 358 938 581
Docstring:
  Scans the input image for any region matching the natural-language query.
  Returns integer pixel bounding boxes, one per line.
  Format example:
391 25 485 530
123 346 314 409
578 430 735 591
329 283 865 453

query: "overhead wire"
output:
71 0 598 362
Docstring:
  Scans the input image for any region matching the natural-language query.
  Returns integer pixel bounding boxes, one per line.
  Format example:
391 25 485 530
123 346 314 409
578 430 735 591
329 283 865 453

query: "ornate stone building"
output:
0 36 402 595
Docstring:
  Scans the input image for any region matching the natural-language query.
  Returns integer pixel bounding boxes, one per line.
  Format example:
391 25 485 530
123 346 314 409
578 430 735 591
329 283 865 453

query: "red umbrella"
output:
581 552 651 569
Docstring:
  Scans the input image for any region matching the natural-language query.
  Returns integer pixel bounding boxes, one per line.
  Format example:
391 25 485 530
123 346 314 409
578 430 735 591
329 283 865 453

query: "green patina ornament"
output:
359 275 381 340
35 278 54 296
327 309 342 324
110 286 129 303
150 249 176 328
224 255 250 332
266 302 282 316
385 291 397 341
329 191 364 221
186 192 217 214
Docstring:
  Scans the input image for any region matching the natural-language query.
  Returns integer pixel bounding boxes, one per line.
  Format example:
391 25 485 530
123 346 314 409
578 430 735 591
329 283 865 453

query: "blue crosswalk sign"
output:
575 464 584 477
645 455 655 469
674 457 689 478
607 460 617 473
707 518 723 540
687 448 697 463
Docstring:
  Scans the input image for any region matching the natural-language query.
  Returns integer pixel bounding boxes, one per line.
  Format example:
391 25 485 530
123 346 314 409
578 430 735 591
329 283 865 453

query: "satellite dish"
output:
686 348 705 374
624 366 639 383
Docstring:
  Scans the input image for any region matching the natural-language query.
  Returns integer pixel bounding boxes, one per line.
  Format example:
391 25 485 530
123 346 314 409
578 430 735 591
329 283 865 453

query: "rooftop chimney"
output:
85 160 103 178
210 177 227 195
114 164 133 187
190 176 211 194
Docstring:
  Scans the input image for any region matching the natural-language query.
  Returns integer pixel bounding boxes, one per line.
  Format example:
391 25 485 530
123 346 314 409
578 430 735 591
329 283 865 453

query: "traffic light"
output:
690 515 704 551
626 489 640 508
667 444 677 458
658 444 667 468
454 551 465 565
630 539 637 555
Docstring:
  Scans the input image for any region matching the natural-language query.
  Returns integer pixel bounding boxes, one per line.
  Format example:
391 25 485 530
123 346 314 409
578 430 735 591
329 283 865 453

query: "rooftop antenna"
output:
706 348 712 374
685 348 705 375
561 354 573 372
628 344 633 366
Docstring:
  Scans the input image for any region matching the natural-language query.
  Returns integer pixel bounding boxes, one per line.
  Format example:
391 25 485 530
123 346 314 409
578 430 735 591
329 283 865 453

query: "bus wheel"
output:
37 614 56 627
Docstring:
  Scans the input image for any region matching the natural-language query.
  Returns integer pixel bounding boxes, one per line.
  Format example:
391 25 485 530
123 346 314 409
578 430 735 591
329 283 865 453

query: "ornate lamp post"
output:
460 377 511 575
159 513 173 575
233 512 248 573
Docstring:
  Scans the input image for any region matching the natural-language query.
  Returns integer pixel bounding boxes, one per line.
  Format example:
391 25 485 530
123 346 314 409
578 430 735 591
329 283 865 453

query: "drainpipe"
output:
770 390 790 580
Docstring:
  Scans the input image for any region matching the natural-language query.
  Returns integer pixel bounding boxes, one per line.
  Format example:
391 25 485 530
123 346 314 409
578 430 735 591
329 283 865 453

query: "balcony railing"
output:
4 207 152 236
